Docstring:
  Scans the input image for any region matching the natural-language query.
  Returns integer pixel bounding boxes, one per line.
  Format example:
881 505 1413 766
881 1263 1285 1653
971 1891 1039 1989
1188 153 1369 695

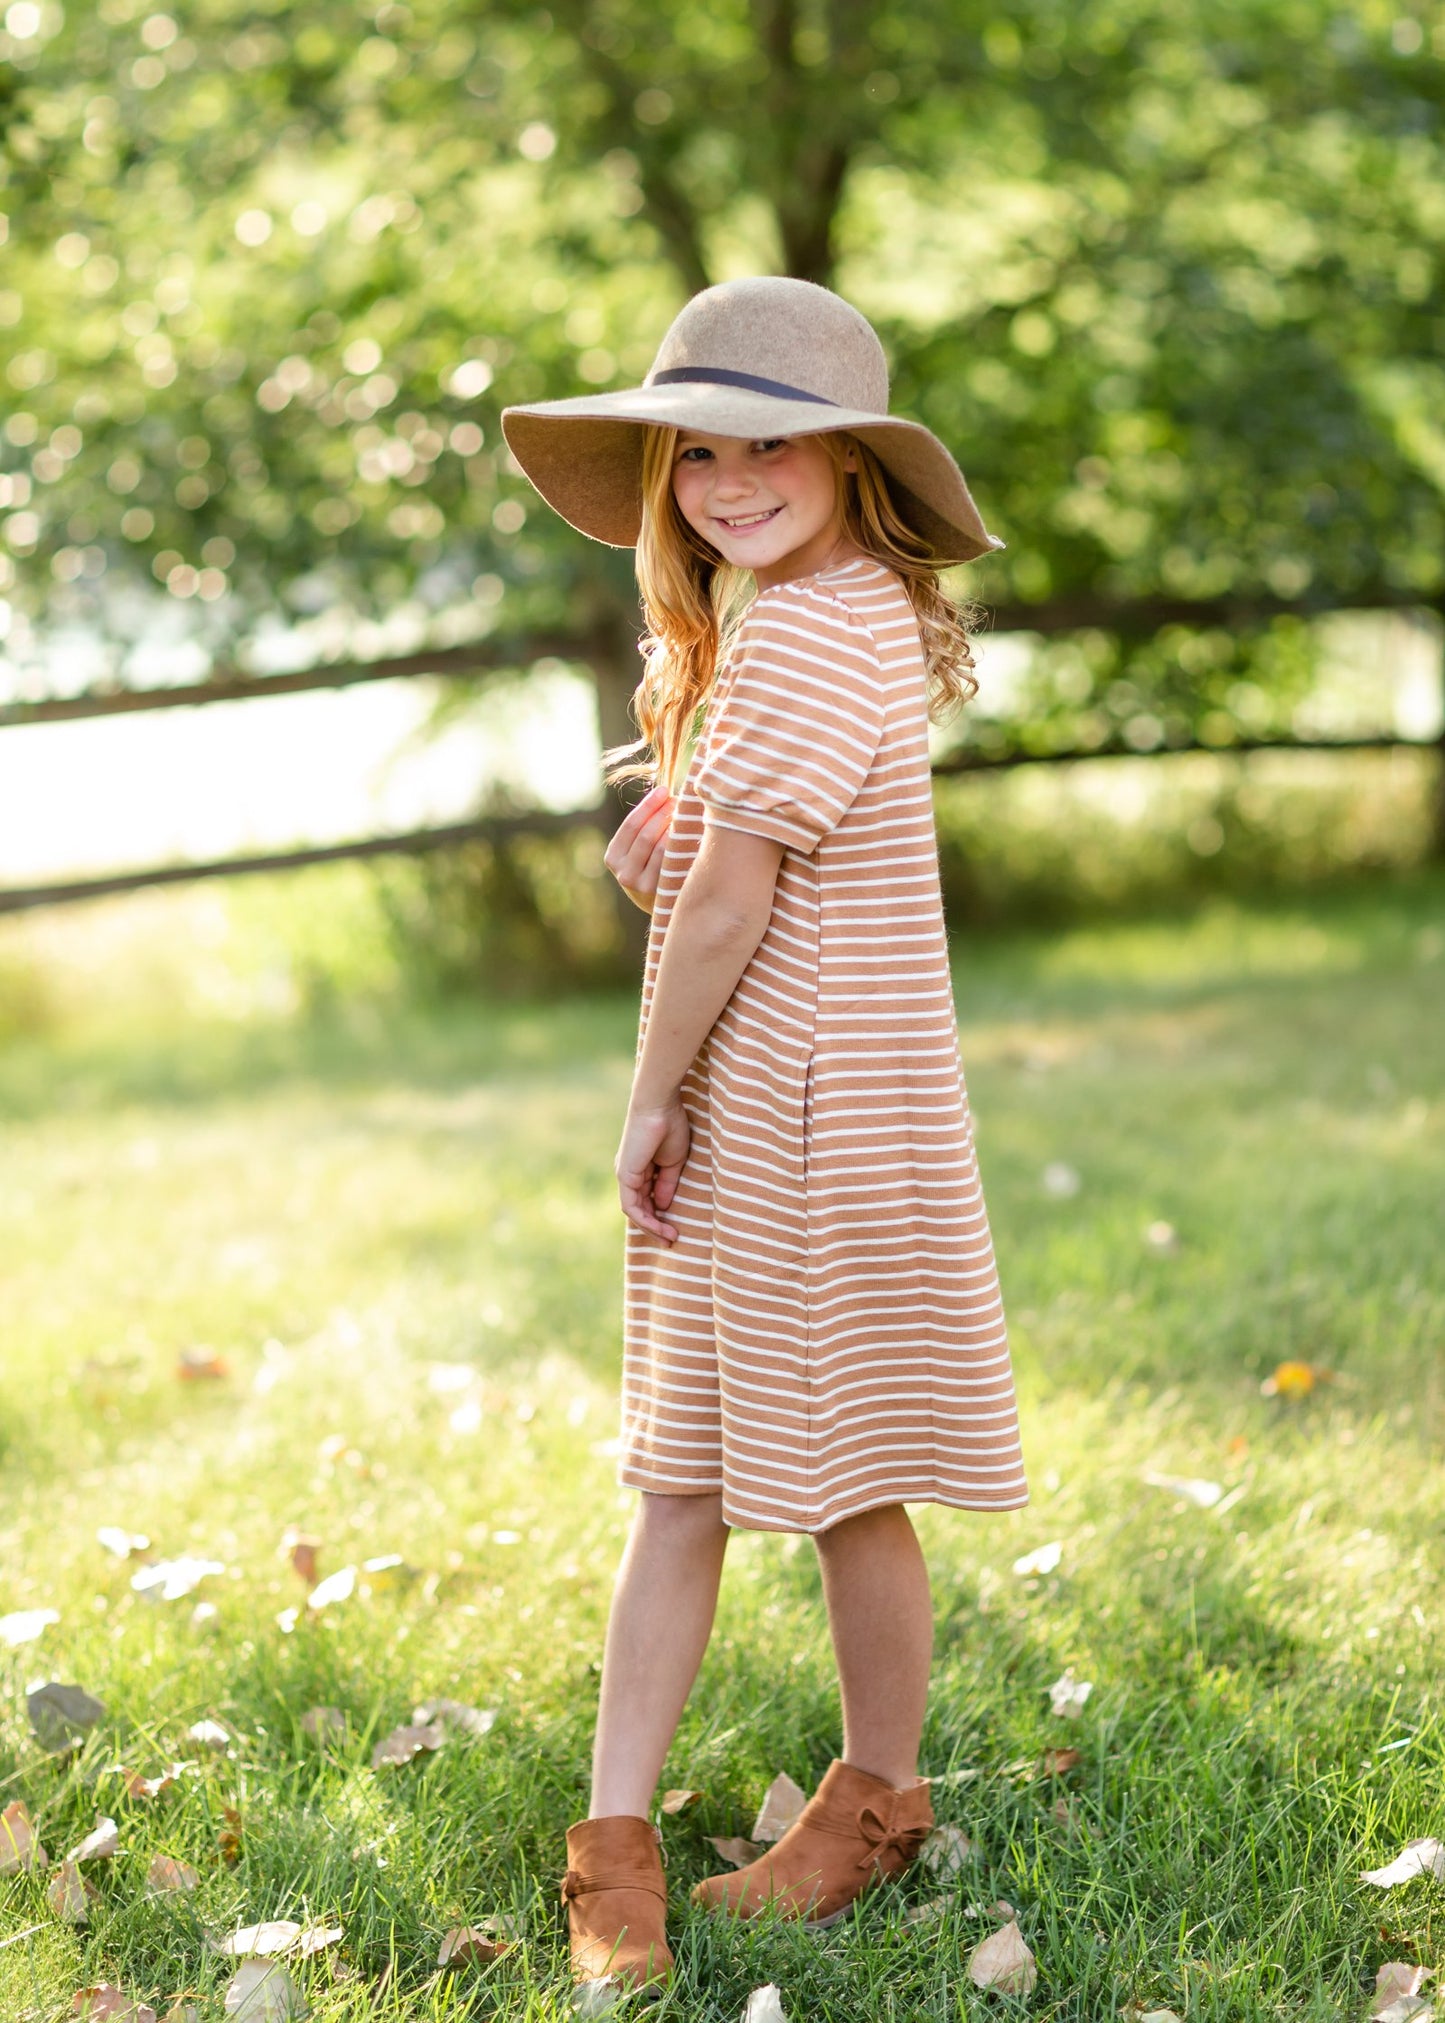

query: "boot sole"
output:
571 1974 669 2016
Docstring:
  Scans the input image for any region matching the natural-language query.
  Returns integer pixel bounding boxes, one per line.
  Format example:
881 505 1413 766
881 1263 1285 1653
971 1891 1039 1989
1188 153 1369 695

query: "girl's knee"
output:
637 1488 729 1540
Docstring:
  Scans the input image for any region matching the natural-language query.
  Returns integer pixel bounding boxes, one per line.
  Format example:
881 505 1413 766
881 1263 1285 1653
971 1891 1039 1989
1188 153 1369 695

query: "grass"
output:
1 868 1443 2021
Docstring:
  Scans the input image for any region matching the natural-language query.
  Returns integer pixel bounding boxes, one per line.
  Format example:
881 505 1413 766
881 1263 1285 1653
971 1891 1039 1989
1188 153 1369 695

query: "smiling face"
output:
669 431 861 589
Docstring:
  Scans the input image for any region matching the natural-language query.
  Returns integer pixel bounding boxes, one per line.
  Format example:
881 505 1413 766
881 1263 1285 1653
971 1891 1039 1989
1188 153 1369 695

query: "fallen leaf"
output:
1260 1359 1329 1399
177 1347 229 1381
1012 1541 1063 1577
921 1824 977 1873
71 1990 158 2022
1375 1966 1433 2009
0 1607 60 1647
437 1925 511 1965
705 1835 764 1869
752 1772 808 1843
360 1553 412 1590
1142 1471 1223 1508
905 1899 948 1926
215 1922 304 1958
1040 1748 1082 1775
1052 1797 1092 1838
187 1719 231 1750
131 1559 226 1603
306 1567 356 1611
218 1807 244 1865
1 1799 49 1873
281 1533 321 1586
161 2004 201 2023
412 1698 497 1738
1361 1840 1445 1888
1373 1999 1433 2023
48 1860 98 1924
68 1817 120 1863
28 1681 108 1751
370 1722 444 1769
97 1529 151 1559
222 1960 307 2020
660 1789 703 1814
742 1987 788 2023
119 1764 188 1801
295 1925 343 1956
967 1918 1037 1996
1048 1669 1093 1719
300 1707 346 1739
1121 2010 1184 2022
147 1856 198 1893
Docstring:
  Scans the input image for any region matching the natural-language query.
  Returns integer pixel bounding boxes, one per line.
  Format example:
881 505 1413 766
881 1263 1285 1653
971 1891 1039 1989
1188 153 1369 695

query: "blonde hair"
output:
602 427 982 791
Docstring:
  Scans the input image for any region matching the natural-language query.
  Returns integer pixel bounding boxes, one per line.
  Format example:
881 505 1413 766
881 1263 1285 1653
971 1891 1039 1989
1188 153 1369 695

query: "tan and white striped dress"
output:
620 553 1028 1532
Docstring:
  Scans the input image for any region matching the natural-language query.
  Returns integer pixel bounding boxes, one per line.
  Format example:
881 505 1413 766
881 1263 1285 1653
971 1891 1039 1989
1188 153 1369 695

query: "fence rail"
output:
1 733 1434 917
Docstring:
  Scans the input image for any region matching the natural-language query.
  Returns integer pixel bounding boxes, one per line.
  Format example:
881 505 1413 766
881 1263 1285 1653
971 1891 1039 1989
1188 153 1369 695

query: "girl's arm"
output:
617 822 784 1243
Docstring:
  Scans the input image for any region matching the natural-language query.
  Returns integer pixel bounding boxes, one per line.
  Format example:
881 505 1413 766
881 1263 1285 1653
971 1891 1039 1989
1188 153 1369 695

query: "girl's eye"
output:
754 439 785 453
677 445 712 462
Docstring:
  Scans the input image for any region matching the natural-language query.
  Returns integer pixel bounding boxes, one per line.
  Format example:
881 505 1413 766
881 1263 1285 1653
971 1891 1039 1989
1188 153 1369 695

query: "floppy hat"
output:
500 275 1003 565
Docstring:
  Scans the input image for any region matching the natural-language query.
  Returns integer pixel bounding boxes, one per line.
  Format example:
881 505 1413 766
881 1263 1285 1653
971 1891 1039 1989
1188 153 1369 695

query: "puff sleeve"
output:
694 583 886 855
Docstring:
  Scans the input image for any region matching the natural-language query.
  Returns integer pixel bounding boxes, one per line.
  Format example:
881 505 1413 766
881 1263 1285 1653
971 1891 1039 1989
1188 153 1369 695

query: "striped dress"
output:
620 552 1028 1532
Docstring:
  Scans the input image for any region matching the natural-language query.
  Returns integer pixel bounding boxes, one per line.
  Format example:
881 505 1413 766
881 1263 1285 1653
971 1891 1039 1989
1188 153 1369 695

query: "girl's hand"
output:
615 1098 691 1244
604 783 674 915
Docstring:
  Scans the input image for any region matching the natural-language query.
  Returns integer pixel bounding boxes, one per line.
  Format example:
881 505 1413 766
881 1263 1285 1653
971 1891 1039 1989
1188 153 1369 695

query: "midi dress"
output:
619 553 1028 1533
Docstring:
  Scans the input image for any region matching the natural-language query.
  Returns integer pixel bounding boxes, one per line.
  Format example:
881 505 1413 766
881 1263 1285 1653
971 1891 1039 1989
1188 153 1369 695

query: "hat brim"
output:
500 384 1004 566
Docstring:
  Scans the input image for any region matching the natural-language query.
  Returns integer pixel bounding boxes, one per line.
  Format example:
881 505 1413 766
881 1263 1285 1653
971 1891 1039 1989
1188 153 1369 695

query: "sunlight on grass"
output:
1 872 1442 2020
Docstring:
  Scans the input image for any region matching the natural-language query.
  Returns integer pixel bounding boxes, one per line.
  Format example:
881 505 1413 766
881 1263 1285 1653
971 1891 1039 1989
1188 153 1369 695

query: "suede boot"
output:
562 1814 672 2008
690 1759 933 1928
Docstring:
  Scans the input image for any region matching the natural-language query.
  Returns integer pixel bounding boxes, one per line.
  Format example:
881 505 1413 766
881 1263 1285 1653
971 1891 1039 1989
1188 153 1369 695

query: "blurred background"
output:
1 0 1442 1016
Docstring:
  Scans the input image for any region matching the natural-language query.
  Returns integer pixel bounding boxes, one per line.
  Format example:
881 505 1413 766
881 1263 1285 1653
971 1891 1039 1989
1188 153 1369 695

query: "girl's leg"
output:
590 1488 731 1818
813 1501 933 1787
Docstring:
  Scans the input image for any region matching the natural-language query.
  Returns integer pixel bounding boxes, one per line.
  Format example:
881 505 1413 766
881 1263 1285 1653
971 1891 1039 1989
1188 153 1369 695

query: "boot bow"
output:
854 1798 930 1871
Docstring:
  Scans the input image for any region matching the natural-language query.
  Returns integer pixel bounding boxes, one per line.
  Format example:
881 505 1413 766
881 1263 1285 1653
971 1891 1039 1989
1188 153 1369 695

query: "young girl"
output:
502 276 1028 2006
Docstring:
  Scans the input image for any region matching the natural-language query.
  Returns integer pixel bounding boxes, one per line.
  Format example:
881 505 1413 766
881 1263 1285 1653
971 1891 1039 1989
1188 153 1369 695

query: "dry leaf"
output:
68 1817 120 1863
905 1899 948 1926
660 1789 703 1814
1 1799 49 1873
437 1925 511 1966
187 1720 231 1750
370 1722 444 1769
222 1960 307 2020
741 1988 788 2023
1040 1748 1082 1775
706 1835 764 1869
215 1922 304 1958
299 1707 346 1739
1375 1966 1433 2008
296 1925 343 1956
752 1772 808 1842
1012 1541 1063 1577
1373 2001 1432 2023
119 1764 187 1801
306 1567 356 1611
967 1918 1037 1996
97 1529 151 1559
49 1860 98 1924
1142 1471 1223 1508
132 1559 226 1603
147 1856 199 1893
1048 1669 1093 1719
162 2004 201 2023
177 1347 229 1381
1052 1797 1092 1839
412 1698 497 1738
921 1825 977 1873
0 1607 60 1646
1121 2010 1184 2022
219 1806 244 1865
1361 1840 1445 1888
28 1680 108 1751
71 1990 158 2022
281 1532 321 1586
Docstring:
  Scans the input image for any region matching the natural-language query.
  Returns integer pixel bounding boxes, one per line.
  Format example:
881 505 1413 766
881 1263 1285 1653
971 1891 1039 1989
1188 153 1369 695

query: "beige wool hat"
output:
500 275 1003 565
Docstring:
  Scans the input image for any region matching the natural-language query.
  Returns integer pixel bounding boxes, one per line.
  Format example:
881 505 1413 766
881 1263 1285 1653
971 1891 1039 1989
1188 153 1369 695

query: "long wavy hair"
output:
602 427 982 792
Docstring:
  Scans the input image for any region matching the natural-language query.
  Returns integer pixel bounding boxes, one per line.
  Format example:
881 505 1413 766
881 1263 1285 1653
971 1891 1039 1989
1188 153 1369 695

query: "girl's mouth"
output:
714 506 782 533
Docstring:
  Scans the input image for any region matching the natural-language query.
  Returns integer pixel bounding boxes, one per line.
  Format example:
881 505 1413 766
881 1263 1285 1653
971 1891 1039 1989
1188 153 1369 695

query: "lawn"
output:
1 870 1442 2022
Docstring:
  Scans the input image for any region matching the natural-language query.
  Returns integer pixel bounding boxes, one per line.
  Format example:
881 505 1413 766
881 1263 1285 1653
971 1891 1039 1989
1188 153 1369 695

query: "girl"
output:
502 275 1028 2007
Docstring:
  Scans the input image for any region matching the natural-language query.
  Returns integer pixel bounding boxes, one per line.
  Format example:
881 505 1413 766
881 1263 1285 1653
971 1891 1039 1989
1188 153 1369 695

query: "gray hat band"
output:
649 366 840 407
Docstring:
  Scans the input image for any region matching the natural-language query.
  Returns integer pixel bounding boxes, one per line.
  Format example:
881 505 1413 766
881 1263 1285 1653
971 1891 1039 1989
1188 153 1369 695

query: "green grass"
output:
1 871 1443 2021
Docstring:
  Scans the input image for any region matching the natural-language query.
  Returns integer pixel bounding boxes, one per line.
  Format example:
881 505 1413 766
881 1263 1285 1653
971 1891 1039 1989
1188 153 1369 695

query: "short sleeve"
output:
694 584 885 855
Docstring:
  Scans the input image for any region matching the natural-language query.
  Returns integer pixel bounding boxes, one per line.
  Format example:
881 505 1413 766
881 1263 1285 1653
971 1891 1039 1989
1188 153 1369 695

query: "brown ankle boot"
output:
690 1760 933 1928
562 1814 672 2007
